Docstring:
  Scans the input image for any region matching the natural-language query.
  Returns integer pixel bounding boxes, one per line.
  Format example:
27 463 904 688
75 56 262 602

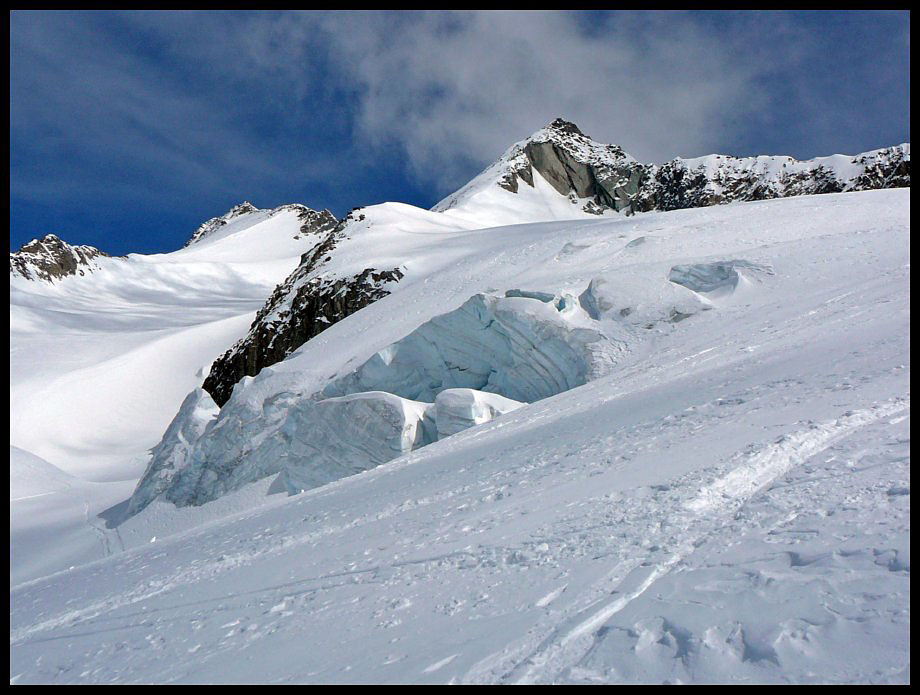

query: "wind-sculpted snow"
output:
668 260 774 295
434 389 524 439
578 274 708 326
127 389 219 515
324 292 619 404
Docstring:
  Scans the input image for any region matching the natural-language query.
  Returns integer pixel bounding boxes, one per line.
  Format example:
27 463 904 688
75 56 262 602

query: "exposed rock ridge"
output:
202 209 402 406
435 118 910 216
10 234 110 283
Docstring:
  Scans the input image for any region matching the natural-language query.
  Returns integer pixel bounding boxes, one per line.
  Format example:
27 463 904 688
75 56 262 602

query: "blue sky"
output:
10 11 910 255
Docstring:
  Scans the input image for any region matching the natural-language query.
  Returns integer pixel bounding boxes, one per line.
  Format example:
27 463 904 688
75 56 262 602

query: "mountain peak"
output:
435 122 910 223
544 117 584 137
185 201 263 247
10 234 109 283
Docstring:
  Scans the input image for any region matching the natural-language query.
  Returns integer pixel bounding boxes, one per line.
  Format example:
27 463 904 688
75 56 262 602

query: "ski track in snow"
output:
492 398 909 684
9 189 910 684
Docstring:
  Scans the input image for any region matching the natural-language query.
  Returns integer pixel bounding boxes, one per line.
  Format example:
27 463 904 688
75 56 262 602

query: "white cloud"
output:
303 11 784 190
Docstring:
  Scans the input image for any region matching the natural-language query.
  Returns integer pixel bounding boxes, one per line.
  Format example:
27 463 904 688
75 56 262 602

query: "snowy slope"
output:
201 122 909 408
10 189 910 683
9 203 336 585
10 203 329 482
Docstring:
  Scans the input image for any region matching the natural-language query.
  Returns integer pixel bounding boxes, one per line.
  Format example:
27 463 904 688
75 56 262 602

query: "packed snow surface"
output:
9 188 910 683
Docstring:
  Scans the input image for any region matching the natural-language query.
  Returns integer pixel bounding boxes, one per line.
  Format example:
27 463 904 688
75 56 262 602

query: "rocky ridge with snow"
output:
199 119 910 408
437 118 910 216
10 234 111 283
201 208 400 406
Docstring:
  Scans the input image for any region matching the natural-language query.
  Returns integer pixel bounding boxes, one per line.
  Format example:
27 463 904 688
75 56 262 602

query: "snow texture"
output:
8 121 911 684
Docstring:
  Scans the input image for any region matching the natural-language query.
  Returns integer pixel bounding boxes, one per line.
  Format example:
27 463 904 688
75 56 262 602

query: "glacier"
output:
10 189 910 685
8 114 910 684
130 289 620 510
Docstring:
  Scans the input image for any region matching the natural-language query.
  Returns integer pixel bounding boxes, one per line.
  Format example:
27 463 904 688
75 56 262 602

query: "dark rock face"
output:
202 211 402 406
523 139 651 214
495 121 651 214
10 234 110 282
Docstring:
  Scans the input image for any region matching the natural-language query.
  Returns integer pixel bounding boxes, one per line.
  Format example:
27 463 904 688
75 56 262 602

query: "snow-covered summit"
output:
10 233 112 283
184 201 337 248
185 201 261 247
433 118 642 224
434 118 910 222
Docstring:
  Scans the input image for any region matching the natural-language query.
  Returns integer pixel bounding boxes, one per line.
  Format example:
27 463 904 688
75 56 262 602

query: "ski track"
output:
469 397 909 684
10 399 908 680
9 190 910 683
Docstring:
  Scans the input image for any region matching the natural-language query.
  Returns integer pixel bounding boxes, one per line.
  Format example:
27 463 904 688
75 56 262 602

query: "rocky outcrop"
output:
472 119 652 215
436 118 910 216
10 234 110 283
202 210 402 406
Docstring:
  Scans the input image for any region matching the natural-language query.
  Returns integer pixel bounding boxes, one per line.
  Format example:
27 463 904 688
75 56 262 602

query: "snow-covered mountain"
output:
9 120 911 684
10 234 112 282
200 119 910 406
434 118 910 218
10 201 334 481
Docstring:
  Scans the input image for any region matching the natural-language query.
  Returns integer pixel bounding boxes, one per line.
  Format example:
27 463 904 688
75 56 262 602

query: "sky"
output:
10 10 911 255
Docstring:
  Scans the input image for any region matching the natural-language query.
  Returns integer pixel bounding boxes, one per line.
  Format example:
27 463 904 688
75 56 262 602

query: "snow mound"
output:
668 260 767 292
324 292 618 404
434 388 524 439
10 446 79 501
579 274 707 327
668 260 774 304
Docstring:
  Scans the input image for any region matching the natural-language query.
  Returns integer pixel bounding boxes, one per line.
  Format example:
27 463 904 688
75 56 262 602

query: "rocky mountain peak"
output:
437 119 910 220
10 234 110 283
545 117 585 137
185 201 263 247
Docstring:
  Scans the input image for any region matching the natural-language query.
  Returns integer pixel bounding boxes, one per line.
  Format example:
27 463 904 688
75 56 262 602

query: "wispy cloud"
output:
10 10 910 253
